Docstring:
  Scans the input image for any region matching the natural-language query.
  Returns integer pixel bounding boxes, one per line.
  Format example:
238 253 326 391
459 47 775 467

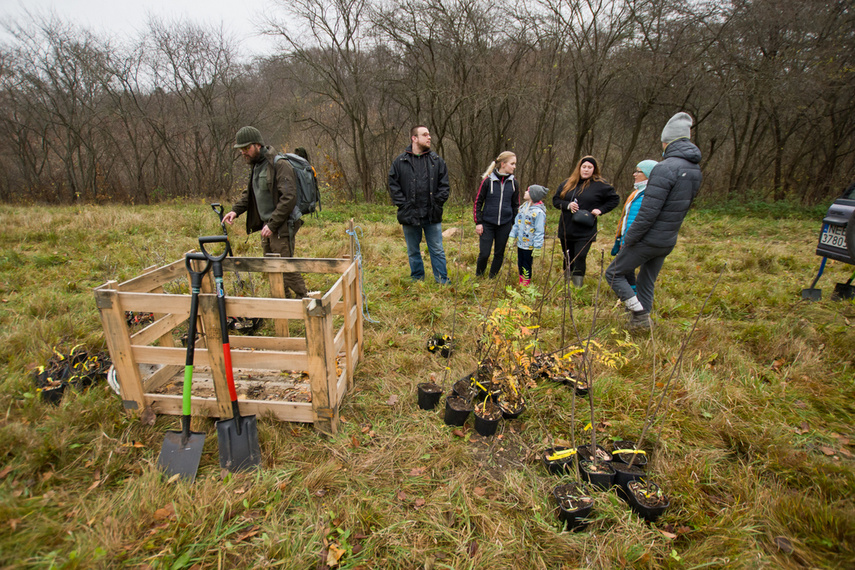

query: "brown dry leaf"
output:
350 435 360 448
409 467 426 477
467 540 479 558
386 395 399 406
839 448 853 458
235 487 247 495
452 429 465 438
9 519 20 531
774 536 794 554
121 441 146 448
474 487 486 497
139 406 157 426
0 466 12 478
397 490 407 501
41 471 53 482
658 529 678 540
414 498 426 508
368 430 376 438
771 359 785 371
326 543 346 567
820 446 836 456
361 424 371 434
153 504 175 521
234 526 260 543
832 433 850 446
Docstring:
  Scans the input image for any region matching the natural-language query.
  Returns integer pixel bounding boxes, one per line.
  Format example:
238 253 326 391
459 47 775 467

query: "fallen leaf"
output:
820 446 836 456
235 487 247 495
361 424 371 434
397 490 407 501
386 395 399 406
452 429 465 438
839 448 853 458
414 498 426 507
139 407 156 426
41 471 54 482
774 536 793 554
474 487 486 497
235 526 260 543
658 529 677 540
9 519 20 531
468 540 479 558
0 466 12 478
409 467 426 476
279 481 289 491
153 504 175 521
326 543 346 567
351 435 360 448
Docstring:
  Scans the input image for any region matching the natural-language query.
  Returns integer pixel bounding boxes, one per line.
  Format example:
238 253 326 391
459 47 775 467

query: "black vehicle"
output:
803 184 855 300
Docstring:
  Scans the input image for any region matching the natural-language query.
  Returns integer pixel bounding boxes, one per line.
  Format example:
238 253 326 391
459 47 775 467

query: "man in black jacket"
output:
605 112 702 329
388 125 451 284
223 126 307 298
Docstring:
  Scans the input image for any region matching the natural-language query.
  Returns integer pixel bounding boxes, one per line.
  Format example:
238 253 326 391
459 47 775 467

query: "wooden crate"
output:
93 233 363 435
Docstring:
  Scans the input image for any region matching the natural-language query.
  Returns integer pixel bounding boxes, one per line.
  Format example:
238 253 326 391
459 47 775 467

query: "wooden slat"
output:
117 259 186 292
148 394 315 423
304 297 338 435
133 345 309 371
130 312 185 347
94 284 146 411
151 285 176 348
118 292 191 316
198 294 233 418
333 325 345 354
116 292 305 320
342 265 357 391
266 253 290 338
226 257 351 275
228 336 308 351
142 364 184 392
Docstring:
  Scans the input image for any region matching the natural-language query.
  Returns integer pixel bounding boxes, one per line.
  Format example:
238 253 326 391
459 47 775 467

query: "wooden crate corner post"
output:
304 297 339 435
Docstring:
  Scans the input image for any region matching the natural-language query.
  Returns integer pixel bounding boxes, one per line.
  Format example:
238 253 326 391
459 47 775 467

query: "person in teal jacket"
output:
611 160 658 291
509 185 548 285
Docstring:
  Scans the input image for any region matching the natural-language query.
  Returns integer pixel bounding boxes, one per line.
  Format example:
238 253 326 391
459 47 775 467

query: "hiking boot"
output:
629 310 651 330
571 276 584 288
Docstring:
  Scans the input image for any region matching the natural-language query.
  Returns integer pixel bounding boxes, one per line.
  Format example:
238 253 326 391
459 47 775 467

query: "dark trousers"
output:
559 234 593 277
605 242 673 312
517 248 533 280
476 221 513 277
262 231 308 298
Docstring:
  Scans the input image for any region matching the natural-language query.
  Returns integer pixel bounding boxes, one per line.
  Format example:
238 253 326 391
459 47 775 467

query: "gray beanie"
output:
234 126 264 149
528 184 548 203
661 112 693 144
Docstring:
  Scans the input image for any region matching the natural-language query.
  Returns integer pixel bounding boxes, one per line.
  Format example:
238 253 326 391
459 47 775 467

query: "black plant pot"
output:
580 460 616 491
577 444 613 463
542 447 577 476
612 462 645 501
40 383 66 405
444 396 473 426
473 401 502 436
417 382 443 410
451 374 477 401
498 398 526 419
553 482 594 532
611 440 648 466
627 480 670 522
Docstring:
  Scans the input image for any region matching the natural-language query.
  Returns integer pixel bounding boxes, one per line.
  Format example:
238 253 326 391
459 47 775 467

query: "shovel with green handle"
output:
156 252 211 483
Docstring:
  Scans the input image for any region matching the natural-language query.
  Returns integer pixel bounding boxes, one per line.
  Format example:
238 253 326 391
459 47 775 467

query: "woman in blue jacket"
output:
473 151 520 278
611 160 658 291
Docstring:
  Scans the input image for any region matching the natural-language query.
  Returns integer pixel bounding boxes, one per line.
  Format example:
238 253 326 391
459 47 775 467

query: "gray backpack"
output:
273 153 321 220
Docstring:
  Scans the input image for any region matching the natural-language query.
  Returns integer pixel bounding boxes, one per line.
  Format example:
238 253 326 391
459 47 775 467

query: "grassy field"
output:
0 200 853 569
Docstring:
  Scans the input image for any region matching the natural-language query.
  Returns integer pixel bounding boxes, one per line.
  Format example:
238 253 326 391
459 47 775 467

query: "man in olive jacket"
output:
388 125 450 283
223 126 307 298
605 112 702 329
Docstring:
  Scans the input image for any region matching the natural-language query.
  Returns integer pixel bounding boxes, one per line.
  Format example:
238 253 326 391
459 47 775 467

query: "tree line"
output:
1 0 853 206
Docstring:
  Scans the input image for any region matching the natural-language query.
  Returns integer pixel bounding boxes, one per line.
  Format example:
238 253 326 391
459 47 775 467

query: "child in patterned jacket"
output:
509 184 548 285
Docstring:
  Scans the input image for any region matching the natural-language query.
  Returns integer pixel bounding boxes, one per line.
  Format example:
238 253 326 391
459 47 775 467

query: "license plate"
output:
820 224 847 250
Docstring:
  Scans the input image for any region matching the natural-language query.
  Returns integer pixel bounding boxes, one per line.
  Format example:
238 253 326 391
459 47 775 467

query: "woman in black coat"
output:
553 156 619 286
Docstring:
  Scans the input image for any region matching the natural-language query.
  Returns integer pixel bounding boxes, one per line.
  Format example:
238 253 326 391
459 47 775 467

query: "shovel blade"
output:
157 430 206 483
832 283 855 301
216 415 261 472
801 288 822 301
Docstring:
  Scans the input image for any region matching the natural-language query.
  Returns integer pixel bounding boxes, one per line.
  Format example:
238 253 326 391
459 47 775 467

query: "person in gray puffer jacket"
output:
605 112 702 330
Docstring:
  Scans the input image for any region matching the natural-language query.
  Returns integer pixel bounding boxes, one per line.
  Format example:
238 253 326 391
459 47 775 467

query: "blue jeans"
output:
402 223 448 283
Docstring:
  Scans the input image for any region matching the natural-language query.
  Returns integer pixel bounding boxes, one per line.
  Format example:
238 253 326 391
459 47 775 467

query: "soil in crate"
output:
154 368 313 403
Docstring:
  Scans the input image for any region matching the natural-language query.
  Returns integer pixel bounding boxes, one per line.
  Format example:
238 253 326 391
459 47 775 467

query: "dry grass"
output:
0 201 853 568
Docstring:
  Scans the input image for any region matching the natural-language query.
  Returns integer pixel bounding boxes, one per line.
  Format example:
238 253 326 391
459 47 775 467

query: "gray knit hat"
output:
661 112 693 144
234 126 263 149
528 184 548 203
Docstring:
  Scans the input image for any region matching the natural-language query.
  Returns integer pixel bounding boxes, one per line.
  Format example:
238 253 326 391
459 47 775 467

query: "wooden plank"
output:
130 312 185 347
132 345 309 371
266 253 290 338
304 297 338 435
148 394 315 423
94 284 146 412
118 292 192 315
333 325 345 355
228 336 308 352
198 294 233 418
336 368 347 402
341 263 356 391
117 259 186 292
143 364 184 392
151 285 176 348
352 261 365 361
226 257 351 275
117 292 304 320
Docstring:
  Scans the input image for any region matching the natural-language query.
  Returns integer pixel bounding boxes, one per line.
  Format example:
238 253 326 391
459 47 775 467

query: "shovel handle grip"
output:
199 235 231 261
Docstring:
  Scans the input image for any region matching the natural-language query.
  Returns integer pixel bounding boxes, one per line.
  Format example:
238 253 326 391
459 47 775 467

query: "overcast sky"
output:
0 0 271 57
